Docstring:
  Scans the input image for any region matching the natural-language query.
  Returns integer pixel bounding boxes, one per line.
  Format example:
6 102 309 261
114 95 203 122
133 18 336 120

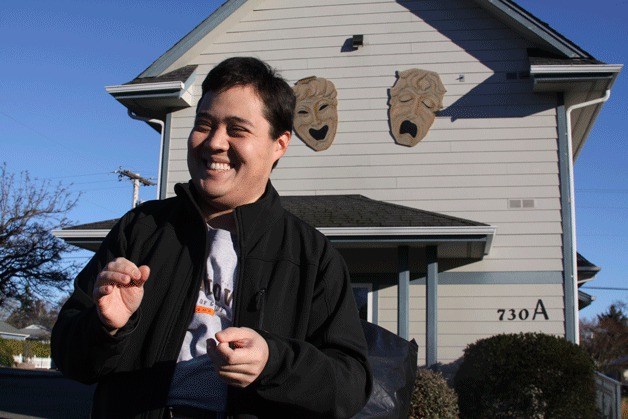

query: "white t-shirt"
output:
167 226 238 412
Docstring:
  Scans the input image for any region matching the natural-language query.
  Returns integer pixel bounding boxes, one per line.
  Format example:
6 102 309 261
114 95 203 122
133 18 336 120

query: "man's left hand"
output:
207 327 269 388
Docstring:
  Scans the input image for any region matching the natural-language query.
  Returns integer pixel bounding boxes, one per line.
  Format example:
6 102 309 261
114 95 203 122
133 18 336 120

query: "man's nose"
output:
205 126 229 151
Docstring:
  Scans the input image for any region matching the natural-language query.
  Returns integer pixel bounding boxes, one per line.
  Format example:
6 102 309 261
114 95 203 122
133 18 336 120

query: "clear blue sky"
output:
0 0 625 319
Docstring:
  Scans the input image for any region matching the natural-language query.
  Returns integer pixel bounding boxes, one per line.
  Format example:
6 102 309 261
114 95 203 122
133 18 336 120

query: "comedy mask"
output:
293 76 338 151
388 69 446 147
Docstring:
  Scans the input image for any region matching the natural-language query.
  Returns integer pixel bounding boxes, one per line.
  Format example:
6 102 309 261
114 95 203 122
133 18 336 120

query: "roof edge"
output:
105 81 184 95
320 226 497 255
52 229 110 239
530 63 623 75
317 226 497 236
138 0 247 78
474 0 594 59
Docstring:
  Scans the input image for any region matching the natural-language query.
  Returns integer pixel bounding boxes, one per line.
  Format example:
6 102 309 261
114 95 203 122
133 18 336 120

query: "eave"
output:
53 229 110 252
530 62 622 158
530 64 622 93
105 65 198 123
321 226 496 258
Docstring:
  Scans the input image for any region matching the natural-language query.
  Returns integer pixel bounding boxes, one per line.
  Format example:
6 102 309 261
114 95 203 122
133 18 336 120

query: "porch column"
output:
398 245 410 340
426 246 438 367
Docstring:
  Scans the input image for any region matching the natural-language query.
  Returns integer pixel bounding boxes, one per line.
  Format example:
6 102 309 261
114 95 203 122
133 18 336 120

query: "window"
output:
351 283 373 322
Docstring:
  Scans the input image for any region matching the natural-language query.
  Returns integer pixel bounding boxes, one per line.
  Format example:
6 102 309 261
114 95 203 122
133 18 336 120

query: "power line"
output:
581 287 628 291
577 188 628 194
0 109 109 167
115 168 156 208
46 172 113 180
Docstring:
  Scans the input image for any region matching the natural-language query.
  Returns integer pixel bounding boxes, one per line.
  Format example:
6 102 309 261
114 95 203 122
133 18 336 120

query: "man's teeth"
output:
207 162 231 171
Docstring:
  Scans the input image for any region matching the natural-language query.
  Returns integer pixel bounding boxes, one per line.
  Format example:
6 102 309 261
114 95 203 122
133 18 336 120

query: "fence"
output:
12 354 52 369
595 371 622 419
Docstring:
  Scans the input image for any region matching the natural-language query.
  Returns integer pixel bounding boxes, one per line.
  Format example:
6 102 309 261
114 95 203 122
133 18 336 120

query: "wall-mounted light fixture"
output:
352 34 364 49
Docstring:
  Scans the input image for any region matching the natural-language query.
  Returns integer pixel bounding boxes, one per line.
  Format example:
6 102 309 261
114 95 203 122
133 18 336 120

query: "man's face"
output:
187 85 290 214
389 69 446 147
293 77 338 151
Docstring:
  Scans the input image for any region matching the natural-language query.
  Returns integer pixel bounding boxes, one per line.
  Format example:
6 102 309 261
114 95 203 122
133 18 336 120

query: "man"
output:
52 57 371 418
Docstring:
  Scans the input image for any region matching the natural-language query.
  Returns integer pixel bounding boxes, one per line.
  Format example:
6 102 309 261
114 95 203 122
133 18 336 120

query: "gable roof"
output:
111 0 621 158
138 0 605 79
138 0 246 78
472 0 595 60
0 321 29 339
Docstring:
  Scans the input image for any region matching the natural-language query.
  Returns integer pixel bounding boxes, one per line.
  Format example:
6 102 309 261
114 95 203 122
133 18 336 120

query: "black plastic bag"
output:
353 320 418 419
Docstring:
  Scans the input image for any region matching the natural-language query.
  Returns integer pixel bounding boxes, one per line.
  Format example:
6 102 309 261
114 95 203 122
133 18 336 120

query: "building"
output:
0 321 28 341
54 0 621 367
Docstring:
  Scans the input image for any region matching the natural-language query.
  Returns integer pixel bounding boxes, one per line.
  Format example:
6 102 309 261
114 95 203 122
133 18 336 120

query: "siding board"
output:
164 0 565 275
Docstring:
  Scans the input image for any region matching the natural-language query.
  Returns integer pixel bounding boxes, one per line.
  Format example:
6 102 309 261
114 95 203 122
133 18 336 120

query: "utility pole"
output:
115 168 156 208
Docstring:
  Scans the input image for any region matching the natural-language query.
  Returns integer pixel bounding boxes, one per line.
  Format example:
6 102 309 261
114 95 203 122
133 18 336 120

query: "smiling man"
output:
52 57 371 418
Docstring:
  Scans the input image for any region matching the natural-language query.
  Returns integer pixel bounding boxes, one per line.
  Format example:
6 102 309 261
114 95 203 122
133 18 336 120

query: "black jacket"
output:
52 182 371 418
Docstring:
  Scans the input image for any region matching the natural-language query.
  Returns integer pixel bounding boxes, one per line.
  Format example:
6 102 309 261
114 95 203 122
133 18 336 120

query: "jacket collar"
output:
174 180 285 253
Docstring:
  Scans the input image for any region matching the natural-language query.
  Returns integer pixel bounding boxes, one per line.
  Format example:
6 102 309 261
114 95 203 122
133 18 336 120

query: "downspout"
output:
565 89 610 344
127 110 165 200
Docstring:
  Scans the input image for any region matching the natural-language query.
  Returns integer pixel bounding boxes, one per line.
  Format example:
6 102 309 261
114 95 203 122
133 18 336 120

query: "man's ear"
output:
273 130 291 160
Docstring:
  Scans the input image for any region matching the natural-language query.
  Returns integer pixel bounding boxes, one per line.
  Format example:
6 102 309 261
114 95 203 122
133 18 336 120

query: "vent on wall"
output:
506 71 530 80
509 199 535 209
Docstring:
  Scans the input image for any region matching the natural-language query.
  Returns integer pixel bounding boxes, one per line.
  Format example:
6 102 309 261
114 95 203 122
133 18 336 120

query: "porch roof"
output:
54 194 495 257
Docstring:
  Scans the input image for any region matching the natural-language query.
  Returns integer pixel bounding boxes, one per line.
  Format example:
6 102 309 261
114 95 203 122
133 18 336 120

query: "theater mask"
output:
388 69 446 147
293 76 338 151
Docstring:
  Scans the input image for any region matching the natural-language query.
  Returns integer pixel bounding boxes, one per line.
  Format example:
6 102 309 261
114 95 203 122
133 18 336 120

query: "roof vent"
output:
509 199 535 209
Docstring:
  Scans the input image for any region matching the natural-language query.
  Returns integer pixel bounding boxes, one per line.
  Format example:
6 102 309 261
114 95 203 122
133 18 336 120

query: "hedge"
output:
0 338 51 359
454 332 595 418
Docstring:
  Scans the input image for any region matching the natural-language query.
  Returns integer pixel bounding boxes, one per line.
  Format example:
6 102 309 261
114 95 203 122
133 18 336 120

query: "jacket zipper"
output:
255 288 266 330
232 208 242 327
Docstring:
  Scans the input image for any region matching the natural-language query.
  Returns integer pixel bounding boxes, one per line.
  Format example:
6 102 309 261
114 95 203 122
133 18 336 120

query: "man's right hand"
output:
93 257 150 333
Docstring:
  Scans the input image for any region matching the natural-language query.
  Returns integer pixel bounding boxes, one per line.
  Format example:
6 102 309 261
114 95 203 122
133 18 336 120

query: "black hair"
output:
199 57 296 140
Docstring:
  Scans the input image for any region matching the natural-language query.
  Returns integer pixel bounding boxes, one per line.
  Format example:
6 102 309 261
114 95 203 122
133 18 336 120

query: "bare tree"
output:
580 301 628 377
6 294 68 329
0 163 79 305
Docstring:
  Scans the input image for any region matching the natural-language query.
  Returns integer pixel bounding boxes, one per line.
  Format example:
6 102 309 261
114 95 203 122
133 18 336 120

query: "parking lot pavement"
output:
0 367 94 419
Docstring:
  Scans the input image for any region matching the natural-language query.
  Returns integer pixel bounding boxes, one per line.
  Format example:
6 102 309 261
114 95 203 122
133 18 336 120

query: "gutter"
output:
319 225 497 255
105 81 184 95
530 64 623 75
52 229 110 239
565 90 611 343
127 110 165 200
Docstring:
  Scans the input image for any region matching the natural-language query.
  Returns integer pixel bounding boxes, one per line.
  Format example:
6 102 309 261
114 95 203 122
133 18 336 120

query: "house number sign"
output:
497 299 549 321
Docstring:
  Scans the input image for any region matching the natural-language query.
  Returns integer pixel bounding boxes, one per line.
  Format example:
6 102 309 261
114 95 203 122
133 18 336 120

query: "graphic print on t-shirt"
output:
197 276 234 319
181 227 238 358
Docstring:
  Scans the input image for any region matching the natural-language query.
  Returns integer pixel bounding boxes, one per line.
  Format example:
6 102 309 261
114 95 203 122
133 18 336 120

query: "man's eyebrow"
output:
194 114 253 127
194 113 213 122
225 115 254 128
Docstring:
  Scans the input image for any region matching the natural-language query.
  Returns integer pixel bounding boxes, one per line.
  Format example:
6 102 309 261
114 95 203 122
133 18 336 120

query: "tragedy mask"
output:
388 69 446 147
293 76 338 151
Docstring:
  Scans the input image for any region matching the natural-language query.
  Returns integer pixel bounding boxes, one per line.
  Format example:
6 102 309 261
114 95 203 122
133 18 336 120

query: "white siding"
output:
164 0 563 273
378 283 565 365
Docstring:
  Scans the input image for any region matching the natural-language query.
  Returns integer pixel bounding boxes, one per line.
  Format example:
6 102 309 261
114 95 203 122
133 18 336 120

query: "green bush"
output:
410 368 459 419
454 333 595 418
0 339 14 367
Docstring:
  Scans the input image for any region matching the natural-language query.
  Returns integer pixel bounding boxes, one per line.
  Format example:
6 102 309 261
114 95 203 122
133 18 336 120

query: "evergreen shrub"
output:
410 368 459 419
454 332 595 418
0 339 14 367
